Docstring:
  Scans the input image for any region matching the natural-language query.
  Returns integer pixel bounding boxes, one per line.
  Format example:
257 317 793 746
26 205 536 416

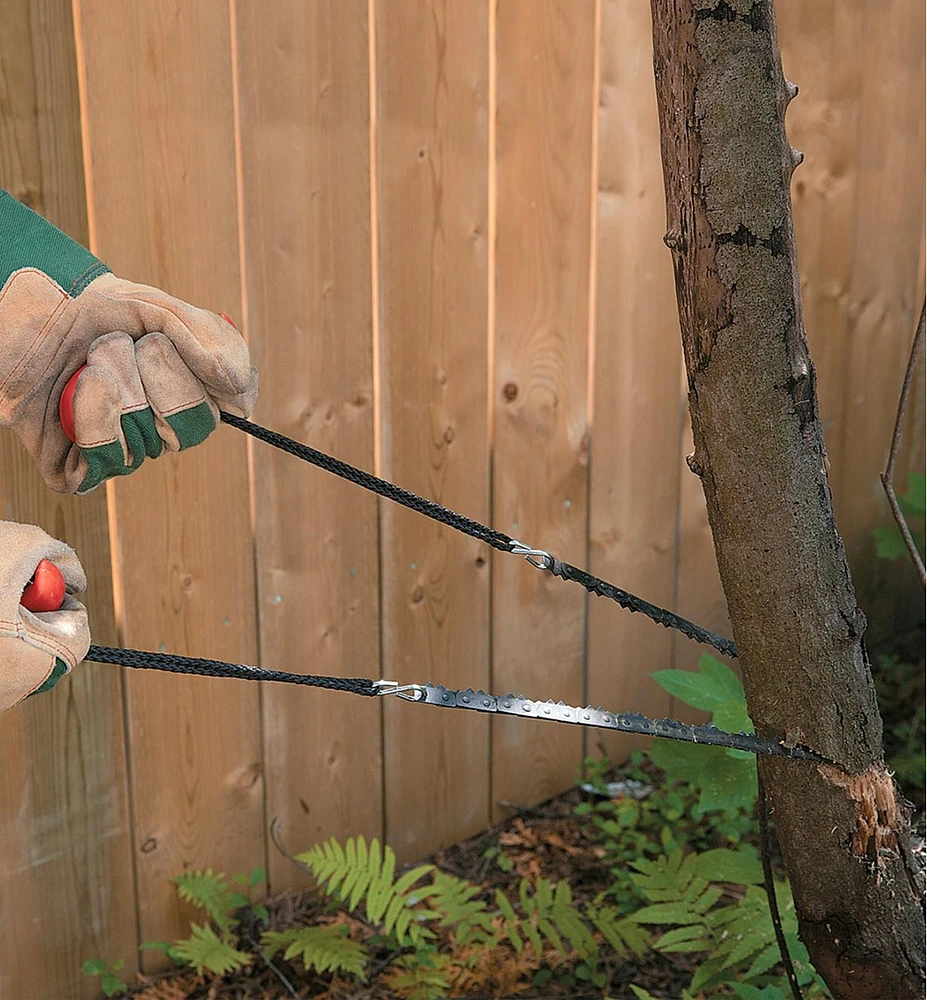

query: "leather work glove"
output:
0 521 90 712
0 191 258 494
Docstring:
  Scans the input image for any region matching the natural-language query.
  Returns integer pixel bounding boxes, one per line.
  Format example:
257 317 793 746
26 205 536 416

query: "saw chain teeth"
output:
413 683 828 763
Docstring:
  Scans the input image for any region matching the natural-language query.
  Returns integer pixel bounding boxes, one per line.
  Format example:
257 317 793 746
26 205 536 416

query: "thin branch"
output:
270 816 316 881
881 300 925 585
757 768 804 1000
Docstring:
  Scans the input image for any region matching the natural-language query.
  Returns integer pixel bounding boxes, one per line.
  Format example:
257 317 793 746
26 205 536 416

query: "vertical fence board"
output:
235 0 382 889
377 0 491 859
775 0 863 521
75 0 264 950
491 0 595 813
781 0 926 622
0 3 134 997
587 0 680 756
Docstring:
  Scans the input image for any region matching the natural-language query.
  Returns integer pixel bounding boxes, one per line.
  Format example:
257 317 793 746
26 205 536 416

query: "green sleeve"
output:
0 191 110 296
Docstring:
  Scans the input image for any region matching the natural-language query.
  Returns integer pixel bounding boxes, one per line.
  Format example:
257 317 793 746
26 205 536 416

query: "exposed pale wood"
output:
376 0 491 859
491 0 595 815
0 3 134 997
235 0 382 890
74 0 264 952
587 0 680 756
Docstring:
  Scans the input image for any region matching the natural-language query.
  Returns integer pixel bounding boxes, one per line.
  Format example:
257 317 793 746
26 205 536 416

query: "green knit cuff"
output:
0 191 110 296
28 658 69 697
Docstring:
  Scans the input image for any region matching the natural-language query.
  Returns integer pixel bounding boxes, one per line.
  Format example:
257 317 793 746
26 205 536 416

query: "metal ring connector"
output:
373 680 426 702
509 541 553 570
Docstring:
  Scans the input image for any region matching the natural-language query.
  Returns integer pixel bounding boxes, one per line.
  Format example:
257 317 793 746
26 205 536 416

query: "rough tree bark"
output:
647 2 926 997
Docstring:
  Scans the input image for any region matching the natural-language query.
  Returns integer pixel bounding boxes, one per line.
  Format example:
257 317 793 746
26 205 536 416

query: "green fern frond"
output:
383 953 453 1000
627 848 722 931
169 923 250 976
262 925 367 979
585 895 649 959
172 870 236 936
295 836 435 948
501 878 597 960
494 890 523 953
422 872 497 947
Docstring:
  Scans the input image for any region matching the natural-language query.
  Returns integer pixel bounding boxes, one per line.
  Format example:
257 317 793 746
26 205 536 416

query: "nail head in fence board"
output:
377 0 491 859
0 3 135 997
587 0 679 757
236 0 383 889
492 0 595 816
74 1 263 953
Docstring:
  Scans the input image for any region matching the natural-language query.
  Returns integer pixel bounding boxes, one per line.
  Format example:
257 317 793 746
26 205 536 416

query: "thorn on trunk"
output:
663 225 684 251
686 451 705 477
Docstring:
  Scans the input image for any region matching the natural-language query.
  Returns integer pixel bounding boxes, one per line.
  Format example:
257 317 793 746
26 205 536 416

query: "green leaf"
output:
712 699 754 735
648 741 757 814
874 523 909 560
699 655 745 704
81 959 107 976
249 867 266 887
172 870 236 934
264 924 367 979
651 669 726 711
139 941 172 953
693 846 764 885
627 902 706 925
170 923 251 976
495 890 523 953
629 987 661 1000
652 655 745 713
100 973 126 997
901 472 926 515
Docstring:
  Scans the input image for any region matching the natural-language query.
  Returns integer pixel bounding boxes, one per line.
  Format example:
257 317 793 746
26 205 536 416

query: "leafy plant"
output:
168 923 251 977
136 867 268 977
296 835 436 948
263 923 368 978
648 654 758 815
294 834 647 996
626 846 827 996
79 958 126 997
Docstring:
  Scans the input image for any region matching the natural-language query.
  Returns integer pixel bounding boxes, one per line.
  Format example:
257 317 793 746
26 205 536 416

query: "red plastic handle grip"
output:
59 365 86 444
21 559 66 613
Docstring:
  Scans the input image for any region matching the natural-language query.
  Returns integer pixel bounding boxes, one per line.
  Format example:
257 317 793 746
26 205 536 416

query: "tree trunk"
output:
647 2 925 997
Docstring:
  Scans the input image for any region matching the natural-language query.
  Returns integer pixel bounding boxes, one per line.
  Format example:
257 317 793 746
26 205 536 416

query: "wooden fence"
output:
0 1 923 996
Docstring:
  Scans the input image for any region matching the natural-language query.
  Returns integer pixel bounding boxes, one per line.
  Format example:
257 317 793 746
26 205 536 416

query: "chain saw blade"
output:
419 684 826 762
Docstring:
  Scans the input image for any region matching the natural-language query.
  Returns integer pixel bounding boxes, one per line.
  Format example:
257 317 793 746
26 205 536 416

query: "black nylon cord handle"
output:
220 412 512 551
86 644 379 696
221 412 738 659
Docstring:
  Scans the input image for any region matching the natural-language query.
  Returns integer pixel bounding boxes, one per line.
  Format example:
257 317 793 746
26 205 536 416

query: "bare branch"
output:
880 300 925 585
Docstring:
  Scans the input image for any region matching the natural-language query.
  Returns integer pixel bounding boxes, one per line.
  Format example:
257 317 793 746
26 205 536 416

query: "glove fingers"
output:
83 275 257 411
0 521 90 710
136 332 218 452
66 332 163 494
